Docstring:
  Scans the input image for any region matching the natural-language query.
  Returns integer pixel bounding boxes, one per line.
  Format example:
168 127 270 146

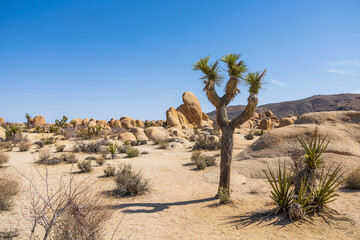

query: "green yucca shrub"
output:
107 143 118 159
264 161 293 214
312 165 345 212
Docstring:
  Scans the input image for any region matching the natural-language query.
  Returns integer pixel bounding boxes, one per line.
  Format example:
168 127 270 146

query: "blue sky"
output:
1 0 359 123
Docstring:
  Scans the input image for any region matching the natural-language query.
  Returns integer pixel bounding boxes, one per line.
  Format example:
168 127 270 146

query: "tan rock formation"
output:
32 115 46 127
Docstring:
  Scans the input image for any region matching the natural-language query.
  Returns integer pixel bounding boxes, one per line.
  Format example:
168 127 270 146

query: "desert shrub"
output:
60 153 78 164
192 135 220 151
0 152 9 166
118 144 129 153
96 157 106 165
75 141 103 153
196 159 207 170
107 143 118 159
36 150 56 165
18 140 31 151
0 142 13 151
218 187 231 204
42 137 56 145
126 147 139 158
104 165 116 177
244 132 254 140
141 151 149 155
56 144 66 152
254 130 264 136
203 156 216 166
77 160 92 172
85 156 97 160
124 140 131 146
346 167 360 190
191 150 202 164
191 151 217 170
0 174 19 211
114 164 149 196
34 140 44 148
5 125 21 141
158 140 169 149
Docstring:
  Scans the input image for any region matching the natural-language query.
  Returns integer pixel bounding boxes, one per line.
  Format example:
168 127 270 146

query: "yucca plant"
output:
298 128 329 169
55 116 68 127
264 161 293 214
289 178 314 220
108 143 118 159
312 164 345 212
25 113 32 128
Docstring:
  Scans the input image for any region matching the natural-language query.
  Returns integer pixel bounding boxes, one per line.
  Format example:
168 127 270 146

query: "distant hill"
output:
207 94 360 119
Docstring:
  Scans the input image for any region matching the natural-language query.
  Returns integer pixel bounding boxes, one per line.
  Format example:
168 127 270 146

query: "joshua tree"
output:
193 54 266 196
25 113 32 128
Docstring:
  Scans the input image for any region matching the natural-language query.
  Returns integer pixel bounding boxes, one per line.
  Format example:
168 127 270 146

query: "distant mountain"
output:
207 94 360 120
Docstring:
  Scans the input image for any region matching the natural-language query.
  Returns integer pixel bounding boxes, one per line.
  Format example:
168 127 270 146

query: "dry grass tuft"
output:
0 152 9 166
114 163 149 196
346 167 360 190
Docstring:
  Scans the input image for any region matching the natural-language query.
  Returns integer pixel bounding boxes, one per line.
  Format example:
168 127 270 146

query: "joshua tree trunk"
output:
217 94 258 195
219 125 234 193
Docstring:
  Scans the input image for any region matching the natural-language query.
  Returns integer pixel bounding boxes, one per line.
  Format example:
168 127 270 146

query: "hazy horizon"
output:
1 0 360 123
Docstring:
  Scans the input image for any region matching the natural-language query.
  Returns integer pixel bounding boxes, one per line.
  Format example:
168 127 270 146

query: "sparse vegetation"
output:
55 115 68 127
107 142 118 159
191 151 217 170
74 140 106 153
56 144 66 152
192 135 220 151
0 152 9 166
104 165 116 177
34 140 45 148
96 157 106 165
18 140 31 151
346 167 360 190
114 163 149 196
126 147 139 158
0 174 19 211
77 160 92 172
60 153 78 163
0 142 13 151
158 140 169 149
244 132 254 140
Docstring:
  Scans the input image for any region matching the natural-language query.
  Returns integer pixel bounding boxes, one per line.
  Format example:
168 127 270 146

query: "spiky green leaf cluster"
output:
264 161 293 212
220 54 248 78
243 70 266 94
298 130 329 169
313 165 345 210
193 56 223 88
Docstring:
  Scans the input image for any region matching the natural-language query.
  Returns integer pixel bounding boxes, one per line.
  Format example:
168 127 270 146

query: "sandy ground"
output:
1 133 360 240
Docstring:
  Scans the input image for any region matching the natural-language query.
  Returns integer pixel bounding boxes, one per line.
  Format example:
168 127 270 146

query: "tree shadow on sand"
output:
109 196 217 214
224 209 296 229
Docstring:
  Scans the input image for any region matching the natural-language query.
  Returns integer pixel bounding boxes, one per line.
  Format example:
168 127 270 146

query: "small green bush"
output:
34 140 44 148
192 135 220 151
244 132 254 140
60 153 78 163
126 147 139 158
196 159 207 170
77 160 92 172
85 156 97 160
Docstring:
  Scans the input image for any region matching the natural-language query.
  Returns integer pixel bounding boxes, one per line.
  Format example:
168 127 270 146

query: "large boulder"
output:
107 118 116 128
70 118 82 126
135 119 144 128
32 115 46 127
96 120 107 126
258 118 272 130
82 118 89 126
0 126 5 140
144 127 168 141
240 111 360 170
88 118 97 127
278 117 294 128
130 127 148 140
240 120 254 129
120 117 134 129
166 107 182 129
118 132 137 142
177 91 203 128
0 118 4 126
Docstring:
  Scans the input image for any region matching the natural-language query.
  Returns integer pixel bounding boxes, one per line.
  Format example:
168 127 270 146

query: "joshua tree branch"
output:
230 93 258 129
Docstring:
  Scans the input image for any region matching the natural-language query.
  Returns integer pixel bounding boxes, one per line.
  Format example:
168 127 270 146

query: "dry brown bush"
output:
0 151 9 166
0 173 19 211
18 140 31 152
346 167 360 190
